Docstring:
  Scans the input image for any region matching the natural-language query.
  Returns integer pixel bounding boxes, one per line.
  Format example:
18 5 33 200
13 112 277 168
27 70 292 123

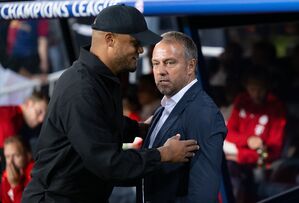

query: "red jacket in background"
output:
1 161 34 203
0 106 24 148
226 92 286 164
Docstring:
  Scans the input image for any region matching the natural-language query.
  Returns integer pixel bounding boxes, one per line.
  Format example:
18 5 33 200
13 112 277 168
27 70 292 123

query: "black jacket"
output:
22 46 161 203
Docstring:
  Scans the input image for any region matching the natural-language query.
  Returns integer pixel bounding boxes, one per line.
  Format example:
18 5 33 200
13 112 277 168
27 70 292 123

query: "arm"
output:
226 105 249 147
37 20 49 73
187 111 226 202
38 36 48 73
1 170 26 203
264 105 286 162
237 104 286 164
1 174 13 203
63 91 197 183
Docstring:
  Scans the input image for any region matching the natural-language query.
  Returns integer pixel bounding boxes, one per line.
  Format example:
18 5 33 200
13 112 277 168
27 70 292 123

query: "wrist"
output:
157 146 168 162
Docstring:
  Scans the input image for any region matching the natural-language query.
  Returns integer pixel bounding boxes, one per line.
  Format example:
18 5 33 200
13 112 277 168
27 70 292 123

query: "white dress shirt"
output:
148 79 198 148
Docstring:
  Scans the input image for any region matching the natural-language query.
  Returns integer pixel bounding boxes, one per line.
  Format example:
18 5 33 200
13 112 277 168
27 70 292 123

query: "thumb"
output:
171 134 181 140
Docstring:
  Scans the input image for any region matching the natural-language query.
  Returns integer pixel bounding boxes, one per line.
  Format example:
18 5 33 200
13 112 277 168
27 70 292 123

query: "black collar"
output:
78 45 120 84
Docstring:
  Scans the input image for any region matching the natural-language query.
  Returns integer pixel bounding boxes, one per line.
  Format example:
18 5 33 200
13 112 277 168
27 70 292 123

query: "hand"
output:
225 154 237 161
6 162 22 188
31 73 48 85
122 137 143 150
247 136 263 150
158 134 199 163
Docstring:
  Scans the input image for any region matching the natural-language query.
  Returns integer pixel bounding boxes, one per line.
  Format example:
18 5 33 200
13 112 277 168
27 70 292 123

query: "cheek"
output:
15 157 25 167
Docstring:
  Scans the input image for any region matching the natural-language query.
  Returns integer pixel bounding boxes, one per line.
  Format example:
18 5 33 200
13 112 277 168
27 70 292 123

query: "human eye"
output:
165 60 176 65
132 40 141 48
152 61 159 67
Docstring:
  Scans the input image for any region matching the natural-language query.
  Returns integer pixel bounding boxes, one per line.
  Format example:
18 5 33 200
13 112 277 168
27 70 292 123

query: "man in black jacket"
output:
22 5 199 203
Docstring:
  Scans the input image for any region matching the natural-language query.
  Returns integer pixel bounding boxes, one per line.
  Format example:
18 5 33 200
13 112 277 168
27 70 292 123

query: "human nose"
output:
155 64 167 75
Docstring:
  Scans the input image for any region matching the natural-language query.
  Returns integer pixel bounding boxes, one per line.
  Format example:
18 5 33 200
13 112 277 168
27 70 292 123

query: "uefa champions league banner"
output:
0 0 130 20
1 0 299 20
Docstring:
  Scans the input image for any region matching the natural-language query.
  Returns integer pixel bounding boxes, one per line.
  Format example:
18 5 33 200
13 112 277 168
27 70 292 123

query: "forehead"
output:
152 41 184 59
4 142 23 154
33 100 48 108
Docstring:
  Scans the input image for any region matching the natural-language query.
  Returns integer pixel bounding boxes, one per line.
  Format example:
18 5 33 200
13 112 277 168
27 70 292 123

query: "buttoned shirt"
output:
148 79 198 148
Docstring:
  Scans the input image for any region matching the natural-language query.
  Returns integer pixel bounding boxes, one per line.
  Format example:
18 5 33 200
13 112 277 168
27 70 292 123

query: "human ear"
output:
187 59 197 75
105 32 115 47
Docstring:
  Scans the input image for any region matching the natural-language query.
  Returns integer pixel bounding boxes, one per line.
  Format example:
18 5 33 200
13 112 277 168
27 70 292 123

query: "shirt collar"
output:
78 45 120 84
161 79 198 108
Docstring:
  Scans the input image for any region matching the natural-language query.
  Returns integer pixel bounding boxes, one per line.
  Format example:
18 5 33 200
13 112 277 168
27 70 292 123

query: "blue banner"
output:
0 0 125 20
1 0 299 20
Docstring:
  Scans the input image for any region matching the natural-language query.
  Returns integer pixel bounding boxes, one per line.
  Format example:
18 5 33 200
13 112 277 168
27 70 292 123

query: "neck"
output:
90 45 117 75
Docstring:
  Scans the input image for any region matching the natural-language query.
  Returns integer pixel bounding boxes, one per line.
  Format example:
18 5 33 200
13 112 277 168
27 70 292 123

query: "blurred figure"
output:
0 91 48 174
137 74 162 121
0 20 9 67
123 97 141 122
250 40 277 68
6 19 49 80
1 136 34 203
123 85 141 122
224 66 286 202
209 42 244 87
48 19 68 72
249 40 287 99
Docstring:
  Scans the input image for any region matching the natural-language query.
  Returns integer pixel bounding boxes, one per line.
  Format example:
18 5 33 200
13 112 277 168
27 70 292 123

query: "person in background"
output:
6 19 49 81
224 66 286 202
122 87 141 122
0 91 48 174
137 74 162 121
141 31 227 203
1 136 34 203
21 5 199 203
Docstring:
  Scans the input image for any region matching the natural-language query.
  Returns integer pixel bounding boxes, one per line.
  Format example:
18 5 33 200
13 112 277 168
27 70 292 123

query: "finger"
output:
170 134 181 140
185 152 196 158
185 144 200 152
183 139 197 145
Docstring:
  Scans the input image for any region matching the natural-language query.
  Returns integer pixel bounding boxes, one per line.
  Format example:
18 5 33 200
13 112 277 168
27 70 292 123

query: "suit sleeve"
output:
61 90 161 183
186 110 227 203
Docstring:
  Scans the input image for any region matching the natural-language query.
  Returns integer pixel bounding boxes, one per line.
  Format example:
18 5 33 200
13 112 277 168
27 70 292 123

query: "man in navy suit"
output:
142 31 227 203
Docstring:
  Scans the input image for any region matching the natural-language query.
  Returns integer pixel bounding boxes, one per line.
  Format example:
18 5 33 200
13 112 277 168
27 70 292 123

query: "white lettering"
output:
72 2 79 17
1 4 9 19
23 4 33 19
0 0 115 20
33 3 41 18
78 1 87 17
60 2 69 18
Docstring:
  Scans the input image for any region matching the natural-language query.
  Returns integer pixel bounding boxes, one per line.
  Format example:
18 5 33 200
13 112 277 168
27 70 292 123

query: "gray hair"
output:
161 31 198 61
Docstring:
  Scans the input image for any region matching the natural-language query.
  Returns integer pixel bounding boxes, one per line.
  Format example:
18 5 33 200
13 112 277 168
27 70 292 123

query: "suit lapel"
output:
143 106 164 147
152 83 201 147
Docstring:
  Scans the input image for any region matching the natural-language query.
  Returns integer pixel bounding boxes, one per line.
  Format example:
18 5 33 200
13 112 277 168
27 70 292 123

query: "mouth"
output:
158 79 170 84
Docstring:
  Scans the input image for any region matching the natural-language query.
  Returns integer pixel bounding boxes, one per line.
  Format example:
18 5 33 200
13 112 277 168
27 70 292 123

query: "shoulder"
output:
0 106 22 121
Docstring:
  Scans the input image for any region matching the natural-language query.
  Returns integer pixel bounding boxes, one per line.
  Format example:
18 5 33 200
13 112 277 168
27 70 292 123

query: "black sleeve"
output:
122 116 139 143
61 90 161 183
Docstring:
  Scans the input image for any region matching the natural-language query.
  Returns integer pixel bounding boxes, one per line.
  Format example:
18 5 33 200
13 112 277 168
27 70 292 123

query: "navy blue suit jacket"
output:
143 82 227 203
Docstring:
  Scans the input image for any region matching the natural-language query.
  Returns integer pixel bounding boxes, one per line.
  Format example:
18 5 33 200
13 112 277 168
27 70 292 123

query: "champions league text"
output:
0 0 120 20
